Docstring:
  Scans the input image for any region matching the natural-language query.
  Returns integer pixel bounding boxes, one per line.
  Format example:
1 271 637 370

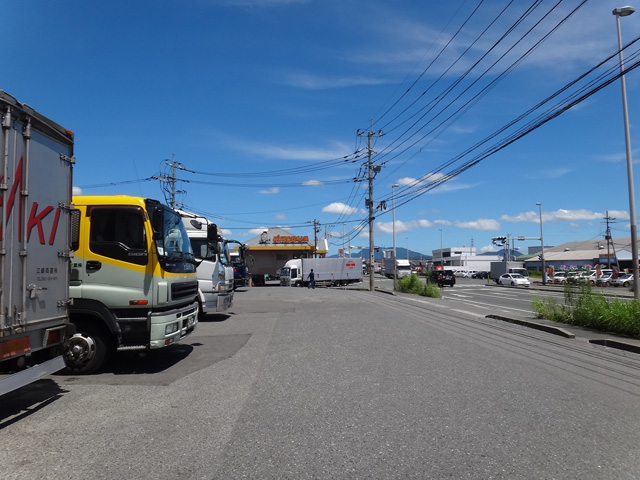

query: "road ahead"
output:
2 285 640 479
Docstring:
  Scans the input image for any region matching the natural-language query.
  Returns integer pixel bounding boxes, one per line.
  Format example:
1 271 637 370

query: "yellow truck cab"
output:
66 195 200 374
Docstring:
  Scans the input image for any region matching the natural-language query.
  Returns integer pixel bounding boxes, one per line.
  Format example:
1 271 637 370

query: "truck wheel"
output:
63 322 112 375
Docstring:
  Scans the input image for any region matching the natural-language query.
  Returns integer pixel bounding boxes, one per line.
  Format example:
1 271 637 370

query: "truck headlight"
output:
165 322 179 335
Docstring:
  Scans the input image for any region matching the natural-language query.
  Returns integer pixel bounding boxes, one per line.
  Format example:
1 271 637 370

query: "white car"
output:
551 272 567 284
498 273 530 287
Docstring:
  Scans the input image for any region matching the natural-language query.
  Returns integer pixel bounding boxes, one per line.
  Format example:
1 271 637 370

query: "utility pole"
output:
152 155 186 209
313 219 320 258
602 211 620 270
357 125 384 292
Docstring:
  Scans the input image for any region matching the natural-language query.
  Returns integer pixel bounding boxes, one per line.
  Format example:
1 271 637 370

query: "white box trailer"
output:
280 258 362 287
0 91 74 395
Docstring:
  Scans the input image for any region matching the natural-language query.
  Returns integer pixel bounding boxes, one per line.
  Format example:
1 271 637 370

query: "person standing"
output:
307 269 315 289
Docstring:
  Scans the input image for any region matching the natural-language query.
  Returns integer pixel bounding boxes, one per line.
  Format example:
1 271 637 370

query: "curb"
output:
589 338 640 354
485 314 576 339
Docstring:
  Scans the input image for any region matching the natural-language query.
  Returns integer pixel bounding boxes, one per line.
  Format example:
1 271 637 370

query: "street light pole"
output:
613 6 639 300
392 184 399 290
536 202 546 285
439 228 443 266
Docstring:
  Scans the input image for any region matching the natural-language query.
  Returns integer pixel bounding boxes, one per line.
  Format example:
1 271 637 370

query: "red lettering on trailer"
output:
27 203 54 244
0 157 60 245
346 262 356 267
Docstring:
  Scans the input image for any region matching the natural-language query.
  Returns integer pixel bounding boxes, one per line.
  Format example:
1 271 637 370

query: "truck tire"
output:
63 322 112 375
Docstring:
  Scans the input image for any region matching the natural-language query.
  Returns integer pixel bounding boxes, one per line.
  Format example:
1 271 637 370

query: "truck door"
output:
74 205 150 308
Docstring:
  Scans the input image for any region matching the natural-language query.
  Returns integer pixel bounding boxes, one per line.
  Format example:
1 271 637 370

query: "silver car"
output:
611 273 634 287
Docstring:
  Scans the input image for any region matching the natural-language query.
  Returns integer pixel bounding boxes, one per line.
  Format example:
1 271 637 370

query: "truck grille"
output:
172 281 198 301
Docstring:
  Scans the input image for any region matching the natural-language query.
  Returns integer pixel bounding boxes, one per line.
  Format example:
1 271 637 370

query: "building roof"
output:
524 237 635 265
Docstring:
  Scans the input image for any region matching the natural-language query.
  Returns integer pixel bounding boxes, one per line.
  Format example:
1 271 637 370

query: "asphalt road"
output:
2 284 640 479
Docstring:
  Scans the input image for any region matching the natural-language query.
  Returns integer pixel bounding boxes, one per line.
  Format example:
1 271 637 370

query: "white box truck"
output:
0 91 74 395
384 258 412 279
490 261 528 284
180 211 234 316
280 258 362 287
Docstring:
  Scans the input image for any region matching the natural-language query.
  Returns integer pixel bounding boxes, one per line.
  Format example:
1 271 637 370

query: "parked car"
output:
611 273 635 287
430 269 456 287
498 273 530 287
595 272 614 287
552 272 567 284
577 269 614 285
565 271 582 284
462 270 478 278
474 271 489 279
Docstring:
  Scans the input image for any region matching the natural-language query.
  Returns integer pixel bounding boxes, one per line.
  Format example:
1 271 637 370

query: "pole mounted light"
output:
613 6 639 300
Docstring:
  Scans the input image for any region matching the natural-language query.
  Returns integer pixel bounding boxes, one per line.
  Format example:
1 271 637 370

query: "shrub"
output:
532 282 640 338
396 274 442 298
421 281 442 299
397 274 423 294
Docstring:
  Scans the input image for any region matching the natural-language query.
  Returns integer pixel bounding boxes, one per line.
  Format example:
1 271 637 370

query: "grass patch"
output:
532 283 640 338
397 274 442 299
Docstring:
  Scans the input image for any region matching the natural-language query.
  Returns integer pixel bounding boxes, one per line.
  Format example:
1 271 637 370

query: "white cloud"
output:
275 213 287 219
455 218 501 231
377 219 433 234
322 202 357 215
523 168 573 180
396 173 471 193
501 209 630 223
258 187 280 195
281 72 388 90
303 179 323 186
225 137 352 161
247 227 268 236
220 228 232 236
480 245 498 254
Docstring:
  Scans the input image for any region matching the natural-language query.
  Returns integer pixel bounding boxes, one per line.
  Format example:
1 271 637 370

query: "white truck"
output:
490 261 528 284
384 258 412 279
0 91 74 395
181 211 234 316
280 258 362 287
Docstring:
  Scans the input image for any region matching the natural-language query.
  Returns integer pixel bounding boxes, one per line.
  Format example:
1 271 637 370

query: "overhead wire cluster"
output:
78 1 640 247
332 0 640 249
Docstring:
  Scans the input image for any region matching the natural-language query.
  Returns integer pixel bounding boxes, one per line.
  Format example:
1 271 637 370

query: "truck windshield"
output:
280 267 290 277
190 238 216 260
230 253 244 266
219 241 230 266
156 209 195 264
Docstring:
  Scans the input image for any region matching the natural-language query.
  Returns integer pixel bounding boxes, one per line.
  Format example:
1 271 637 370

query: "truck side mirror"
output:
207 223 218 243
151 205 164 240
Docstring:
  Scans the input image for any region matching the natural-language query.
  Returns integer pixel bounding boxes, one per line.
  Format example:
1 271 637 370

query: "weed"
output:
532 282 640 338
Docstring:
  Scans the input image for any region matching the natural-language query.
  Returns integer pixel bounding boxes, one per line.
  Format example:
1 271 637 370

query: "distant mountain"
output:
478 249 522 258
331 247 432 261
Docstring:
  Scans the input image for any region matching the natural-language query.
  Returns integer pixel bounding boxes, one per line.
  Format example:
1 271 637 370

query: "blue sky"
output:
4 0 640 257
